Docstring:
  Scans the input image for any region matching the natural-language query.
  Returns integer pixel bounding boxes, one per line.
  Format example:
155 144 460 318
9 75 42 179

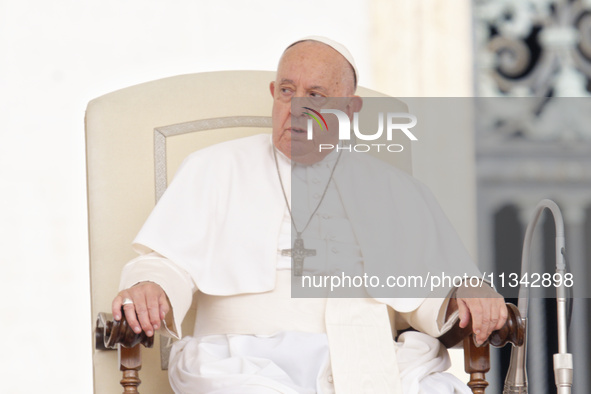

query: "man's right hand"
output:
112 282 170 337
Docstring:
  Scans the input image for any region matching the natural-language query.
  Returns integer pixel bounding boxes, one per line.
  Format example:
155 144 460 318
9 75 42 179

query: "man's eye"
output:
281 88 293 95
309 93 328 106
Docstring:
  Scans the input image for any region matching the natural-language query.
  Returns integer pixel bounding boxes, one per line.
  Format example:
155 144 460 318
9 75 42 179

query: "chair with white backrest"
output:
86 70 523 393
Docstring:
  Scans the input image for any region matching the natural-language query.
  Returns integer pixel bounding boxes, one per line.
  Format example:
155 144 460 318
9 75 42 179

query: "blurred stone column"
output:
369 0 473 97
517 201 548 394
368 0 477 256
563 203 589 393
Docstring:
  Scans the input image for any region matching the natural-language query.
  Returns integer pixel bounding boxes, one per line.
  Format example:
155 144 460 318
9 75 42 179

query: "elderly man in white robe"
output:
112 37 507 393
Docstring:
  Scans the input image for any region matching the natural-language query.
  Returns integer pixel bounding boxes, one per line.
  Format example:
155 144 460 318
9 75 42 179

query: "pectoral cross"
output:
281 233 316 276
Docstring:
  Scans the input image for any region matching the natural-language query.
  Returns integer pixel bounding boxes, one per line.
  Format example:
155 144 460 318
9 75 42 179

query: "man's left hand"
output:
448 283 508 346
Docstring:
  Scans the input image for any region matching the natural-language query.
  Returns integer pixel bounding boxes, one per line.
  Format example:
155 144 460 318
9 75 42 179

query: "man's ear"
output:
269 81 275 97
347 95 363 115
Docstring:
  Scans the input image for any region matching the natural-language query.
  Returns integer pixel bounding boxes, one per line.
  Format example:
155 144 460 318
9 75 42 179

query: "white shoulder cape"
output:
133 134 480 312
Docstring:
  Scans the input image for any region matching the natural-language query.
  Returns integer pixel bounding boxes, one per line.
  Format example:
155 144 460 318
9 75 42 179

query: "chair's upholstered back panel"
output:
86 70 411 393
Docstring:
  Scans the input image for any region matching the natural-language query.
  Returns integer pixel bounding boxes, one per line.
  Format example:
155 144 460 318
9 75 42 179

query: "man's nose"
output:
289 96 308 117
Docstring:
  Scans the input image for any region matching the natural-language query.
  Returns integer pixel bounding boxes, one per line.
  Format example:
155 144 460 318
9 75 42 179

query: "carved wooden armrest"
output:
439 303 525 394
95 310 154 394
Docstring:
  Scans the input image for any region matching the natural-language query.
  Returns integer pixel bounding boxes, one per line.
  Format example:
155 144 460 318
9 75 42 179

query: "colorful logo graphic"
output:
303 107 328 131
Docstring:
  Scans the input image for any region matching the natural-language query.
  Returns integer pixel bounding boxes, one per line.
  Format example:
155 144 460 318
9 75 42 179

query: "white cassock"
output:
119 134 478 393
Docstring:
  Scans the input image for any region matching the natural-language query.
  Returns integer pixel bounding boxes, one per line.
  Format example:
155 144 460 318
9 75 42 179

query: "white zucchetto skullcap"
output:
286 35 358 88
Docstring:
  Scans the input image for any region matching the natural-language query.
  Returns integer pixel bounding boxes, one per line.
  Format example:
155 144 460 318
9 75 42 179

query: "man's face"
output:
269 41 360 165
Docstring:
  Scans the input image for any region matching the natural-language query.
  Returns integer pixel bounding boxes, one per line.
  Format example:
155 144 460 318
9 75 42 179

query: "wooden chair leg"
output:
463 336 490 394
119 344 142 394
96 312 154 393
440 303 525 393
